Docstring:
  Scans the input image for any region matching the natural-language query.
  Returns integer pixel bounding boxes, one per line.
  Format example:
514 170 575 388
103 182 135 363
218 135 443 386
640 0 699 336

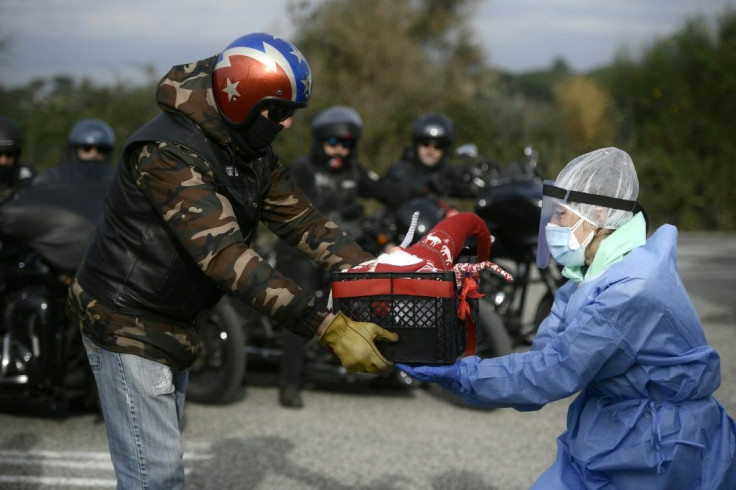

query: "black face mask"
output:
229 115 283 159
0 165 17 186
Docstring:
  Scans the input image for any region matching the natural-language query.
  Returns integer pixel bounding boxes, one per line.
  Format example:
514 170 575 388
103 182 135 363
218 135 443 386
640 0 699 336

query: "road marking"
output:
0 475 116 487
0 449 213 461
0 447 214 487
0 450 111 461
0 456 112 470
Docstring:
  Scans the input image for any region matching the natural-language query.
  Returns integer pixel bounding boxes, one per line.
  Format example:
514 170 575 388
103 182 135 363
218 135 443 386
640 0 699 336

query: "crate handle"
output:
331 277 454 298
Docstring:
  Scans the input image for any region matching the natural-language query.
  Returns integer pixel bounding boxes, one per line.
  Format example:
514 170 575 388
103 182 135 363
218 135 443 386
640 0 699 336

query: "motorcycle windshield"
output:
536 180 568 269
0 180 109 271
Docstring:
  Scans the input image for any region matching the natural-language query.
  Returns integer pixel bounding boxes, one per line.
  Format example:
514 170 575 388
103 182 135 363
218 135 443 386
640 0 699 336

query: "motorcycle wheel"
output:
188 299 246 405
527 292 555 344
421 300 513 409
475 299 513 358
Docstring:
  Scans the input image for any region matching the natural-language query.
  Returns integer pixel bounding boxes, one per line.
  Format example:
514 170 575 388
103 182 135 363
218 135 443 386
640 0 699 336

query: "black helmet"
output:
0 116 22 157
68 119 115 150
311 106 363 141
309 106 363 171
410 112 454 148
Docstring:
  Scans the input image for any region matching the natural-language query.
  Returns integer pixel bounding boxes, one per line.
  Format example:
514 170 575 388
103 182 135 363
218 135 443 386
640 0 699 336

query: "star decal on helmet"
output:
290 48 306 66
222 77 241 102
216 43 299 100
288 46 312 100
301 76 312 99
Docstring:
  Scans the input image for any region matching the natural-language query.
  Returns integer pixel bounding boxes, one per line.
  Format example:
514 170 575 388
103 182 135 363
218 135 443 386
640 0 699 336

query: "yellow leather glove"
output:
319 312 399 373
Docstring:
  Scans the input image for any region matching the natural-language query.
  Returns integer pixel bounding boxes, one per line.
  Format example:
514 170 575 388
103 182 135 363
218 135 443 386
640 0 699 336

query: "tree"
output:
601 9 736 230
553 76 616 155
274 0 486 172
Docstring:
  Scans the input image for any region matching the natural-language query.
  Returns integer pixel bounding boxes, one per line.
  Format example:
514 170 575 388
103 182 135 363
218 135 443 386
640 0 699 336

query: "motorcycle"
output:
0 181 109 416
473 146 564 345
0 180 247 411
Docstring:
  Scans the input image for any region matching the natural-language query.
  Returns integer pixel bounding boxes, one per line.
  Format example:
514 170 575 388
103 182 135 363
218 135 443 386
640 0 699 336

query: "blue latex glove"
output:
395 362 461 391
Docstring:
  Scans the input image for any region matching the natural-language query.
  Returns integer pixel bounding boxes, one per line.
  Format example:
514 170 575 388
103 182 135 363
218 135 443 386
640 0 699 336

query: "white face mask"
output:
544 218 594 266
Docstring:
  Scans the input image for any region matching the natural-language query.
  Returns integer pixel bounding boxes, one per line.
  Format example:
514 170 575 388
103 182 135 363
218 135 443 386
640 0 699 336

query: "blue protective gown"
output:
456 221 736 489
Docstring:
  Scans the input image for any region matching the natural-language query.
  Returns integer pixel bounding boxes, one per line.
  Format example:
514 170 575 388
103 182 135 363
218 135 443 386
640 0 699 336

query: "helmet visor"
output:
536 180 640 269
536 180 567 269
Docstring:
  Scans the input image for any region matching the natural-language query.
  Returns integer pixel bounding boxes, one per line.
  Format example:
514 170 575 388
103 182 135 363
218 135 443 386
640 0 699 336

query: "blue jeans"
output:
82 334 188 490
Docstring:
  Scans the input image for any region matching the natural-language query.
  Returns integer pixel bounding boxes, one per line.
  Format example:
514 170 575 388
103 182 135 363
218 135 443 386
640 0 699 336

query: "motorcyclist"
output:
66 33 398 488
33 118 116 185
276 105 411 408
0 115 37 203
385 112 453 193
291 105 414 217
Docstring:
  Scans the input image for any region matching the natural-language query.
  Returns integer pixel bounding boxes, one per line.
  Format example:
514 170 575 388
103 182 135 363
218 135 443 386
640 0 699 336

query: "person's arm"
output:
400 280 640 410
529 280 574 350
260 160 373 272
135 142 395 373
381 159 429 202
354 163 415 208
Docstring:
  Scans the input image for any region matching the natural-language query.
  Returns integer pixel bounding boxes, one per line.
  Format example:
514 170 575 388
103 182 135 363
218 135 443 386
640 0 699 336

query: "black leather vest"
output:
294 156 361 217
77 112 272 324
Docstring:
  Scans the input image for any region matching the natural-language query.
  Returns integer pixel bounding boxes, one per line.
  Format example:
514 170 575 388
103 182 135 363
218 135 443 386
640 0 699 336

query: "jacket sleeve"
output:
260 160 373 272
355 163 415 208
453 280 637 411
134 142 333 338
287 157 317 201
530 280 574 350
382 159 428 200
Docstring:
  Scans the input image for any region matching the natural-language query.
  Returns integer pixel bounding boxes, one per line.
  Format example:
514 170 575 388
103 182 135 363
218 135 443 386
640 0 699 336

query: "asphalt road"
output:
0 231 734 489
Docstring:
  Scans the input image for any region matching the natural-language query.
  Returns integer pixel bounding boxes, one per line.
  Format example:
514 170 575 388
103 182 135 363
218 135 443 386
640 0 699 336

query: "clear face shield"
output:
536 180 642 269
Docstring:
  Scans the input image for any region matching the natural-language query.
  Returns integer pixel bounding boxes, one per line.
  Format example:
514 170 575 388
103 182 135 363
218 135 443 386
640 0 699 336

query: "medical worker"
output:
399 147 736 489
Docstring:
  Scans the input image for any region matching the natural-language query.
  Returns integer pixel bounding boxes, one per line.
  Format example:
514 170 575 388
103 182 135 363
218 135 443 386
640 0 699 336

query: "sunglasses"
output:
266 104 297 123
324 137 355 149
79 145 107 153
417 139 445 150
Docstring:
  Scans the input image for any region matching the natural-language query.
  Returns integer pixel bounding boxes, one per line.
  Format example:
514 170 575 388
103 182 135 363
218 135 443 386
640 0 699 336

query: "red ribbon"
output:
457 275 483 356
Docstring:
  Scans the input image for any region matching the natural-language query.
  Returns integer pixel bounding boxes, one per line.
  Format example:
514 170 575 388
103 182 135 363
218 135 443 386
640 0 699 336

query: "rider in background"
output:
0 115 36 203
382 112 484 245
384 112 455 201
276 105 411 408
384 112 482 202
33 118 116 185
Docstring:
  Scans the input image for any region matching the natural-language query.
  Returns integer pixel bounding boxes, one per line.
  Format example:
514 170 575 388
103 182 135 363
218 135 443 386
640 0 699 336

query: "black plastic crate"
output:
330 271 479 364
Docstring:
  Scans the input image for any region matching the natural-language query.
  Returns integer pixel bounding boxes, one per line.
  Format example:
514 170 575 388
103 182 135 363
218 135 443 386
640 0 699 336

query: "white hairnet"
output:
555 147 639 229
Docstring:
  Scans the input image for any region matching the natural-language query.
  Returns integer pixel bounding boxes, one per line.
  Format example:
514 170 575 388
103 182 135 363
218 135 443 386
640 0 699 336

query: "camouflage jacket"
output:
68 55 371 370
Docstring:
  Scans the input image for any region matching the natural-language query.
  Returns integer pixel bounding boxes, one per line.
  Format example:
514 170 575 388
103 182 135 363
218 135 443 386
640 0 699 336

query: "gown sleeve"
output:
454 278 639 411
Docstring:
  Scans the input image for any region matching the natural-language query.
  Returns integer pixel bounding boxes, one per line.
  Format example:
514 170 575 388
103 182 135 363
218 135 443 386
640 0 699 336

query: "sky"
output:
1 0 733 88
